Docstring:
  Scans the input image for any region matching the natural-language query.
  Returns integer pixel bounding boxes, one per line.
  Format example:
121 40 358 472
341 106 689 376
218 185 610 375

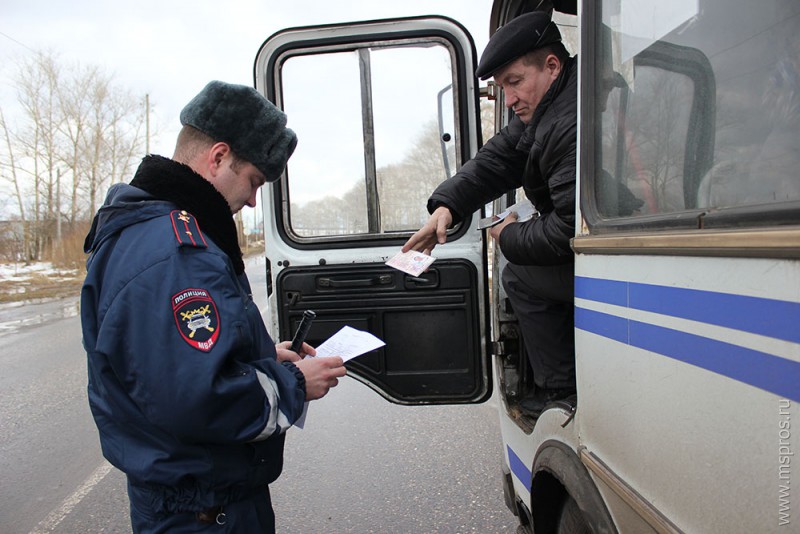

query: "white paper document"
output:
478 198 538 229
294 326 386 429
315 325 386 362
385 249 436 277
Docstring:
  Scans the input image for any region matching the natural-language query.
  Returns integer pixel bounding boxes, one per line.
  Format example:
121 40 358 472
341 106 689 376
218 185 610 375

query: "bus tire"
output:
531 441 616 533
558 495 592 534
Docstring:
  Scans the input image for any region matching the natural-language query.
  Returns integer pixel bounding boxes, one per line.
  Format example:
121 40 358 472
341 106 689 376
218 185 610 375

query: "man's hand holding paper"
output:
385 249 435 277
293 325 386 428
478 198 537 229
295 355 346 401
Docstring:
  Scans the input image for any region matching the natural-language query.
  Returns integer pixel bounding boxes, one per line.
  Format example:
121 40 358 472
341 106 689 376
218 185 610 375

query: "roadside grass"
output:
0 244 264 305
0 268 84 304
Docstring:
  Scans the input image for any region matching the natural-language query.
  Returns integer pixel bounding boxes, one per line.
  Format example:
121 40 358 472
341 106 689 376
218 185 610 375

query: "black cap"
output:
475 11 562 80
180 81 298 183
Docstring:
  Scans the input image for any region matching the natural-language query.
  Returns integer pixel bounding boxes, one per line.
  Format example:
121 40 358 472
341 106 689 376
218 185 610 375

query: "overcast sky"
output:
1 0 492 157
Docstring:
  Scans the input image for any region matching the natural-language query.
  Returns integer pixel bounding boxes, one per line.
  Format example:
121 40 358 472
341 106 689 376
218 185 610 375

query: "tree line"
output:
0 51 147 265
1 50 496 267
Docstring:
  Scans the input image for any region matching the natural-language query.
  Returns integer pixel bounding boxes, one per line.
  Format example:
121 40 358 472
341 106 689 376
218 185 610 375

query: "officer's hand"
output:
294 356 347 401
402 206 453 256
275 341 316 363
489 211 518 241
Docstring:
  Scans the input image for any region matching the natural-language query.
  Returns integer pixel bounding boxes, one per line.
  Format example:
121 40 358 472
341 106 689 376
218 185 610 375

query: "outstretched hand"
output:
402 206 453 256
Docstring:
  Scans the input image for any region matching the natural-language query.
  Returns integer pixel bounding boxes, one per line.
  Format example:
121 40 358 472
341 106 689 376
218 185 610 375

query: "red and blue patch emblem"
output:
172 288 220 352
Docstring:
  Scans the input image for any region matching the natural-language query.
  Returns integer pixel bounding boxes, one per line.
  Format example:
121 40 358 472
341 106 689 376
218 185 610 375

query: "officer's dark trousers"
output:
128 481 275 533
501 261 575 389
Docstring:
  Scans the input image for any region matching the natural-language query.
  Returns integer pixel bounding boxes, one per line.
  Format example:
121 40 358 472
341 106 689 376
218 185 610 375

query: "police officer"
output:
403 11 578 416
81 81 347 532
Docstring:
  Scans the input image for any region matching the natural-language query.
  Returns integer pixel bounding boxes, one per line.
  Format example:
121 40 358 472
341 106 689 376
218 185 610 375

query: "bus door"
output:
253 17 491 404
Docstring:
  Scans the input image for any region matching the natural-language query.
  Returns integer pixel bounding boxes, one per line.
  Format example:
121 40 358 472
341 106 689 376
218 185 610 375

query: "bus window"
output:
279 42 458 239
592 0 800 227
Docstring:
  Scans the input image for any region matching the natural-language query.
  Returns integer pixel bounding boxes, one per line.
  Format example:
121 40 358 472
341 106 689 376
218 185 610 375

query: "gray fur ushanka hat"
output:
180 81 297 182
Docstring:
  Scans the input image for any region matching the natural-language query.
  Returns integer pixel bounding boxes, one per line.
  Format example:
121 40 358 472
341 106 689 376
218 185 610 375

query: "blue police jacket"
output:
80 156 306 513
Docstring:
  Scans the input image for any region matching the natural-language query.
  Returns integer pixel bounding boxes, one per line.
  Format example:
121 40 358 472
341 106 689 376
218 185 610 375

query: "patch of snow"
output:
0 262 79 281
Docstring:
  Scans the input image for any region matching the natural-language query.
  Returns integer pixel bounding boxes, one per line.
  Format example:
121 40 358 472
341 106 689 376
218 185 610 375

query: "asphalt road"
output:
0 256 518 533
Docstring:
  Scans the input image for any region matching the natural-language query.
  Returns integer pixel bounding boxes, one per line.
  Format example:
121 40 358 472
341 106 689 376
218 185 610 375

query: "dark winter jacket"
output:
80 155 306 513
428 56 578 265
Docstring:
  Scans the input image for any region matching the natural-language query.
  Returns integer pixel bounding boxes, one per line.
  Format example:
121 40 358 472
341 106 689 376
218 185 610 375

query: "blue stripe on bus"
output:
575 308 800 402
574 277 629 307
507 444 532 492
575 277 800 344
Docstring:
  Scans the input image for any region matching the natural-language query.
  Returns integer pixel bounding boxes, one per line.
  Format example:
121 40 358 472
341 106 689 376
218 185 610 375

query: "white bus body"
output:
257 0 799 531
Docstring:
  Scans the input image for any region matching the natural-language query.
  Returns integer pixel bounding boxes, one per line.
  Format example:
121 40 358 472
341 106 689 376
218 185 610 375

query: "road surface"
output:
0 256 518 533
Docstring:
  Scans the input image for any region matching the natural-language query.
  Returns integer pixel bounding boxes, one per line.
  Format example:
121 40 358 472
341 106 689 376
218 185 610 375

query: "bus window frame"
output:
259 25 478 251
578 1 800 243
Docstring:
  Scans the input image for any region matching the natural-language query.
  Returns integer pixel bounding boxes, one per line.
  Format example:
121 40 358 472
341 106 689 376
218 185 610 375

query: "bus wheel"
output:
558 495 591 534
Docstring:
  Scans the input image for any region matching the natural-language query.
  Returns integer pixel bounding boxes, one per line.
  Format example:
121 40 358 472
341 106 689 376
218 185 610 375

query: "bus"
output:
255 0 799 531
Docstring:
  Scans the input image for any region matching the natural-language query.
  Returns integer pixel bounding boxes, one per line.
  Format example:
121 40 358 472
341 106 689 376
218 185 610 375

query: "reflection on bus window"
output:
281 42 458 238
596 0 800 220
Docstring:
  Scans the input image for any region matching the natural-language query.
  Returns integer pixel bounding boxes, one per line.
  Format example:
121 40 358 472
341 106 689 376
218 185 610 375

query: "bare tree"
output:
68 69 145 221
0 50 146 263
0 108 26 225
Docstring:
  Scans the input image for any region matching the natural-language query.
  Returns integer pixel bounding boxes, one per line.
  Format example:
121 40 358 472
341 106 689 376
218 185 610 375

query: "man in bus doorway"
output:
403 11 577 417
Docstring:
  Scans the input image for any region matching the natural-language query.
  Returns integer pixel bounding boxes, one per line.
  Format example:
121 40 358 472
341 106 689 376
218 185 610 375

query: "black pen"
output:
290 310 316 354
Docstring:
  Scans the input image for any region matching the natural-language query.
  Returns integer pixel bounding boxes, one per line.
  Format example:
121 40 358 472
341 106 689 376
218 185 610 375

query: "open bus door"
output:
253 17 491 404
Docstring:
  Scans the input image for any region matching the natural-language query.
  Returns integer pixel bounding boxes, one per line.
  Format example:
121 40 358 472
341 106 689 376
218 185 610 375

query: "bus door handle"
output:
318 275 392 288
405 271 439 289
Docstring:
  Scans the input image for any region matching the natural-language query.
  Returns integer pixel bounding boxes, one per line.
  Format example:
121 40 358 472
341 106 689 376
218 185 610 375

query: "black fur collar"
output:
130 155 245 274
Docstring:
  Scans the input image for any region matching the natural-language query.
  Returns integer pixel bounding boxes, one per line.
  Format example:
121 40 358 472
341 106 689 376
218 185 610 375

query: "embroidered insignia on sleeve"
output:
170 210 208 248
172 288 220 352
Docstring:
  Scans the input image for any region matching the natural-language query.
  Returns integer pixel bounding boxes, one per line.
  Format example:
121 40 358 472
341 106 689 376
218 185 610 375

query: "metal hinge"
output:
479 81 498 100
490 340 505 357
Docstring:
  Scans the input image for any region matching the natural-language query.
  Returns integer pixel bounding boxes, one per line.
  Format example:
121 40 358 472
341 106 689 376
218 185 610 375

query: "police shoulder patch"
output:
170 210 208 248
172 288 220 352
